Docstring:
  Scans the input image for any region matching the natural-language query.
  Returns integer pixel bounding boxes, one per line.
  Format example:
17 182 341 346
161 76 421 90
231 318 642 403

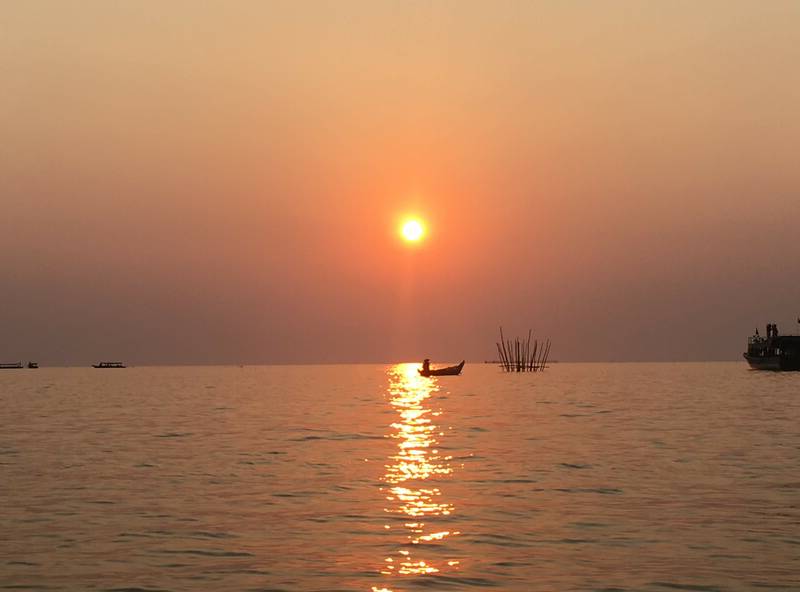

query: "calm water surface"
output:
1 363 799 591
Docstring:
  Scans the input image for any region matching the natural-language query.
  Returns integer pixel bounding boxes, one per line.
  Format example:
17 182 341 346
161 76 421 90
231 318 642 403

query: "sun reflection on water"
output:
374 363 461 590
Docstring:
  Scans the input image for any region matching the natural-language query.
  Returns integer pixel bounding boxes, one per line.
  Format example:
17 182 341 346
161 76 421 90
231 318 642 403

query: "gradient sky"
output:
2 1 799 365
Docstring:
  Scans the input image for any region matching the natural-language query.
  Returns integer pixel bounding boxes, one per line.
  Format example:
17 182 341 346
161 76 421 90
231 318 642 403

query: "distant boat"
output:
0 362 23 369
27 362 38 369
92 362 126 369
744 324 800 371
419 360 465 377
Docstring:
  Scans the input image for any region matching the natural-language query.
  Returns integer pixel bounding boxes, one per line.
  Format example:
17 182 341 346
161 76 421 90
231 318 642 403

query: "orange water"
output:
1 363 798 591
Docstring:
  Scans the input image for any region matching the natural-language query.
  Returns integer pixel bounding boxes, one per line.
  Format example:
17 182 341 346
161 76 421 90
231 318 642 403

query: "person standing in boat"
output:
422 358 430 373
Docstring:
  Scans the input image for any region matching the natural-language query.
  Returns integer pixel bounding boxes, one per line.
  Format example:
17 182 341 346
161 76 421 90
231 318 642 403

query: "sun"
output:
401 219 425 243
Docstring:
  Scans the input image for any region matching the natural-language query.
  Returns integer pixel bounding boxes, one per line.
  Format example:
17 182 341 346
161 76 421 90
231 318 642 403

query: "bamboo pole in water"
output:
497 327 551 372
542 339 551 371
536 337 546 371
525 330 532 372
499 327 510 371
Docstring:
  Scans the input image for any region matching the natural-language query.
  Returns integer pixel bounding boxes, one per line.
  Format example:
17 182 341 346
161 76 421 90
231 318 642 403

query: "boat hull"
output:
419 360 465 377
743 353 800 371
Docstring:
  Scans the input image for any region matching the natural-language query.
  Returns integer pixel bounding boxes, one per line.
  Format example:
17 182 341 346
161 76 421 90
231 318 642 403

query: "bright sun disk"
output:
401 219 425 242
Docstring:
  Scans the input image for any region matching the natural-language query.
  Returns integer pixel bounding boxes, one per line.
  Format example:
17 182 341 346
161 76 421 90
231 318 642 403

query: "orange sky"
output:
1 1 799 364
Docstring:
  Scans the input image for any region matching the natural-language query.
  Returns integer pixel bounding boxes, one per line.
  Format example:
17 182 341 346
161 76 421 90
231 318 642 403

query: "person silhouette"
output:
422 358 430 373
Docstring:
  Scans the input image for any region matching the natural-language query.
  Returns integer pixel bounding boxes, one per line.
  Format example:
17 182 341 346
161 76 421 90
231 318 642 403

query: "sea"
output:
1 362 799 592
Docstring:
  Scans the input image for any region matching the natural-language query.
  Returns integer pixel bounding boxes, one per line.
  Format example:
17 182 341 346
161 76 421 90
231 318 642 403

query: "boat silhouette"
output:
744 323 800 371
418 360 465 377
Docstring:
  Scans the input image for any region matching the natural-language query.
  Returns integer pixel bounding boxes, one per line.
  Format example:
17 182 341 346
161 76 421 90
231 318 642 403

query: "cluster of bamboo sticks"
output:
496 327 551 372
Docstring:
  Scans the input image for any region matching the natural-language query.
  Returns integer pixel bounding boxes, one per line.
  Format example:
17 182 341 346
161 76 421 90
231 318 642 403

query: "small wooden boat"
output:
419 360 465 377
92 362 126 369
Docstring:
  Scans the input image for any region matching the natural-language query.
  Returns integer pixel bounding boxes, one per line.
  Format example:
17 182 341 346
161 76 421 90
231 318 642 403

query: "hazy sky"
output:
2 1 799 364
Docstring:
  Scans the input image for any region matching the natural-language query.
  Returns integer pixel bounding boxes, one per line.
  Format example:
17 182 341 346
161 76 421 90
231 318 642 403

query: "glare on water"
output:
376 364 460 587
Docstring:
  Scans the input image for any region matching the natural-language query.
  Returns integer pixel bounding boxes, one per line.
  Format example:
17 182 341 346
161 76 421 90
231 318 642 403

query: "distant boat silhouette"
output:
0 362 23 369
92 362 126 369
744 324 800 371
418 360 465 377
27 362 38 369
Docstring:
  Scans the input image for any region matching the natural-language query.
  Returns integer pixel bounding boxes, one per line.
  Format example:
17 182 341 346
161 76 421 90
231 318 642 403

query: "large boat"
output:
419 360 465 377
92 362 126 369
0 362 23 369
744 324 800 371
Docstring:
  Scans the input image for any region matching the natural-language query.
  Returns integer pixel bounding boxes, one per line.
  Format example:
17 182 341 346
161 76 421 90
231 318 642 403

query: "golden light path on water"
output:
372 363 461 592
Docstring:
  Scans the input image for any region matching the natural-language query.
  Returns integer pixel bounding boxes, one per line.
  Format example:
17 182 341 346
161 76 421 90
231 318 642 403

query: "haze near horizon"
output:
2 1 799 365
